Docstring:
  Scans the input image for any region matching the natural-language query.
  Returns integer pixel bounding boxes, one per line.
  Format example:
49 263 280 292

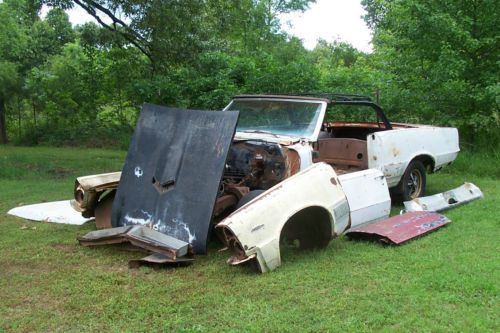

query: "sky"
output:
279 0 373 52
54 0 373 52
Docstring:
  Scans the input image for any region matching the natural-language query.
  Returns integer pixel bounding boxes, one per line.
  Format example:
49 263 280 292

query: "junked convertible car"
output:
72 94 460 271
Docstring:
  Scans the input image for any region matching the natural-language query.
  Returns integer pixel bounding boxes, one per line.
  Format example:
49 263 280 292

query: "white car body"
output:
217 95 459 272
224 96 460 189
367 125 459 187
217 163 391 272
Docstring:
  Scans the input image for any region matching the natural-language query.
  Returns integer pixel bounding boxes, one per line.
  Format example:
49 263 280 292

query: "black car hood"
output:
111 103 239 254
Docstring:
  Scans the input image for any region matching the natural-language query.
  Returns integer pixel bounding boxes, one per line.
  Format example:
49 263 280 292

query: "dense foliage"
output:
0 0 498 149
361 0 499 148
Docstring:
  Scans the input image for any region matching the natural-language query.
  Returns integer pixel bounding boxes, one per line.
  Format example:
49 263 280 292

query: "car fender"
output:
216 162 350 272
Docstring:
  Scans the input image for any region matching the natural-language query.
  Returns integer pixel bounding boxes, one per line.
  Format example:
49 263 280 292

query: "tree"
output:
0 1 30 143
0 0 78 144
362 0 500 144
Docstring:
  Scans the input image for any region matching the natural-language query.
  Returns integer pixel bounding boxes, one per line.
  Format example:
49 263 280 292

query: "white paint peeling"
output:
152 218 197 244
134 166 143 178
124 211 153 225
172 218 197 243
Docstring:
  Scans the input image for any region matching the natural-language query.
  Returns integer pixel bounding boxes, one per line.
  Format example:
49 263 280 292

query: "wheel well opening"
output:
280 206 332 250
414 155 435 173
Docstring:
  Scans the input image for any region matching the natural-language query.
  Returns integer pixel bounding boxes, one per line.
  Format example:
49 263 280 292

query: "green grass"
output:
1 146 499 332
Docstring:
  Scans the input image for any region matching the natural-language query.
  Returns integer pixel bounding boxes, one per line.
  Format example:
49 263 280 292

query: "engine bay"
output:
213 140 300 218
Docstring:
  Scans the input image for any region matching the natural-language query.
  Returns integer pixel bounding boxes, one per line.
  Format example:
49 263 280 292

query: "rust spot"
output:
220 225 250 265
392 147 400 157
285 148 301 176
316 138 368 169
94 191 115 229
224 141 288 190
214 194 238 217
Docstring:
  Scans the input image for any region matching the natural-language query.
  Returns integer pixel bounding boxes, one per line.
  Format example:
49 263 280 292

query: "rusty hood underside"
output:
345 211 451 245
111 103 239 254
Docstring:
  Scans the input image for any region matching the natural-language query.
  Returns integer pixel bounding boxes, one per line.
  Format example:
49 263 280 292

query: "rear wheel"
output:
398 160 426 201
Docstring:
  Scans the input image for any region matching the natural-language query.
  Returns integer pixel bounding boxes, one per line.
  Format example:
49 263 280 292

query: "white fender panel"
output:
217 162 349 272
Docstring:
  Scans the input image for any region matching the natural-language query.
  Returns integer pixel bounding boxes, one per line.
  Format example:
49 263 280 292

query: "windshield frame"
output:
223 97 327 141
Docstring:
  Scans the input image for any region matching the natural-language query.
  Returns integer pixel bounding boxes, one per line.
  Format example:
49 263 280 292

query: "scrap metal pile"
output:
8 103 484 272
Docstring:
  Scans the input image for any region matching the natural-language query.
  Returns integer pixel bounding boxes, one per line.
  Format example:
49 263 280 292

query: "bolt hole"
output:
357 153 363 160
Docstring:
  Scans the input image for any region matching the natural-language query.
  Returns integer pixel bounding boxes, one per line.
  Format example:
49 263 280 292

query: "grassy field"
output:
0 146 499 332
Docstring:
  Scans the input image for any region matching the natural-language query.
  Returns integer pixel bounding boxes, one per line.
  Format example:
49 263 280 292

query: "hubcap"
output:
407 169 423 199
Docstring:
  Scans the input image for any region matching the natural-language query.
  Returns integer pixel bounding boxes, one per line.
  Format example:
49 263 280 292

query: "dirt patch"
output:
14 162 41 172
0 261 54 275
51 243 78 253
47 167 73 178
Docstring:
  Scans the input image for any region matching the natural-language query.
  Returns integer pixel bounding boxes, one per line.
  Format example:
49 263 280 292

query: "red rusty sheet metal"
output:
345 211 450 245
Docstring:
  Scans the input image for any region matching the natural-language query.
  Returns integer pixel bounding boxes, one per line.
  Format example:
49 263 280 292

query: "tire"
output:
236 190 265 209
398 160 426 201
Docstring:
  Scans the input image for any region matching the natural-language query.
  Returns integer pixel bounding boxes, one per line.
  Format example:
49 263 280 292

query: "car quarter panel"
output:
367 127 459 187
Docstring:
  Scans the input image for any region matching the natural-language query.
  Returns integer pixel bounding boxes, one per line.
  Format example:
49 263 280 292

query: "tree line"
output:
0 0 498 149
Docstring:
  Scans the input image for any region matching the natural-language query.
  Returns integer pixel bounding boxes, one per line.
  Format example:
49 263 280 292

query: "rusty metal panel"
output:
71 172 121 217
111 104 239 254
78 226 135 246
345 211 451 245
78 225 190 259
128 253 194 269
317 138 368 168
94 191 114 229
